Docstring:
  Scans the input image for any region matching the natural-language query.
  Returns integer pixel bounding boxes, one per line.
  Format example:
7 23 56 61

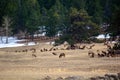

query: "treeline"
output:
0 0 120 42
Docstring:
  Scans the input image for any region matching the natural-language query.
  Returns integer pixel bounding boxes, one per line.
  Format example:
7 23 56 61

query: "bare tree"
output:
0 27 4 43
2 16 12 44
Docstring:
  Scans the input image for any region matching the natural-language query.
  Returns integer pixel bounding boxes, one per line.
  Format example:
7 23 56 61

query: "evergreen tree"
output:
13 0 41 36
0 0 17 26
45 0 67 37
102 0 112 23
37 0 55 9
59 8 100 44
25 0 41 34
106 0 120 37
108 7 120 37
86 0 103 25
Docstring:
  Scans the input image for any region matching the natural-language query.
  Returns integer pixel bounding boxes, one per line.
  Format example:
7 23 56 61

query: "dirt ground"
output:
0 43 120 80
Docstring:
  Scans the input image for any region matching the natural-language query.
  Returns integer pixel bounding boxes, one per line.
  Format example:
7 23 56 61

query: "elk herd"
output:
88 43 120 58
5 41 120 59
13 45 67 58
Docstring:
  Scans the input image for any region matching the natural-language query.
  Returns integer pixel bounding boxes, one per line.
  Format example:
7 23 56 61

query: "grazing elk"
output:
79 45 86 50
86 44 95 49
101 51 107 56
15 50 18 53
53 48 57 51
40 49 43 52
49 47 54 51
52 52 57 55
66 44 76 50
66 46 71 50
32 54 37 57
59 53 65 58
106 44 112 49
30 48 36 53
22 49 28 53
43 48 48 51
97 50 105 57
107 49 115 57
15 50 21 53
88 51 95 58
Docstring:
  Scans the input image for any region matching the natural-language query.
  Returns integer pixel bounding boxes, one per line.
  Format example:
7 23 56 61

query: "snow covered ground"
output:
0 37 36 48
0 34 110 48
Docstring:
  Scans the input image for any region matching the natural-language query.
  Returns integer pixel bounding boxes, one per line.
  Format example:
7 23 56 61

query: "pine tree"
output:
59 8 100 44
45 0 67 37
86 0 103 25
13 0 41 38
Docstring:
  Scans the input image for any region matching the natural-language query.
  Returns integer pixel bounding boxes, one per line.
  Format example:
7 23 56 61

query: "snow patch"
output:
96 34 110 39
0 37 36 48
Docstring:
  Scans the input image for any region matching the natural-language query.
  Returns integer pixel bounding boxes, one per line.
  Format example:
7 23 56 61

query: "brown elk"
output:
107 49 115 57
32 54 37 57
52 52 57 55
97 50 105 57
49 47 54 51
88 51 95 58
15 50 18 53
30 48 36 53
86 44 95 49
22 49 28 53
59 53 65 58
43 48 48 51
79 45 86 50
101 51 107 57
106 44 112 49
40 49 43 52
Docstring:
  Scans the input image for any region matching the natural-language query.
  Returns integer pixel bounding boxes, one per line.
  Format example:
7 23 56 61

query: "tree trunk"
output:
5 17 9 44
5 26 8 44
0 36 4 43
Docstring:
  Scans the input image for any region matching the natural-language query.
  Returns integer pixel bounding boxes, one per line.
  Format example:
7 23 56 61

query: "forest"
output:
0 0 120 44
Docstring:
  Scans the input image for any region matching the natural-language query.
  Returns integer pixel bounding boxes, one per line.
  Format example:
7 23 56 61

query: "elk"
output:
66 46 71 50
97 50 105 57
86 44 95 49
32 54 37 57
59 53 65 58
15 50 18 53
101 51 107 56
52 52 57 55
79 45 86 50
22 49 28 53
107 49 115 57
106 44 112 49
30 48 36 53
40 49 43 52
43 48 48 51
49 47 54 51
88 51 95 58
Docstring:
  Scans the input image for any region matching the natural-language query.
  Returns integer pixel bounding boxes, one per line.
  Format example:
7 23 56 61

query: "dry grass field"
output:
0 43 120 80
